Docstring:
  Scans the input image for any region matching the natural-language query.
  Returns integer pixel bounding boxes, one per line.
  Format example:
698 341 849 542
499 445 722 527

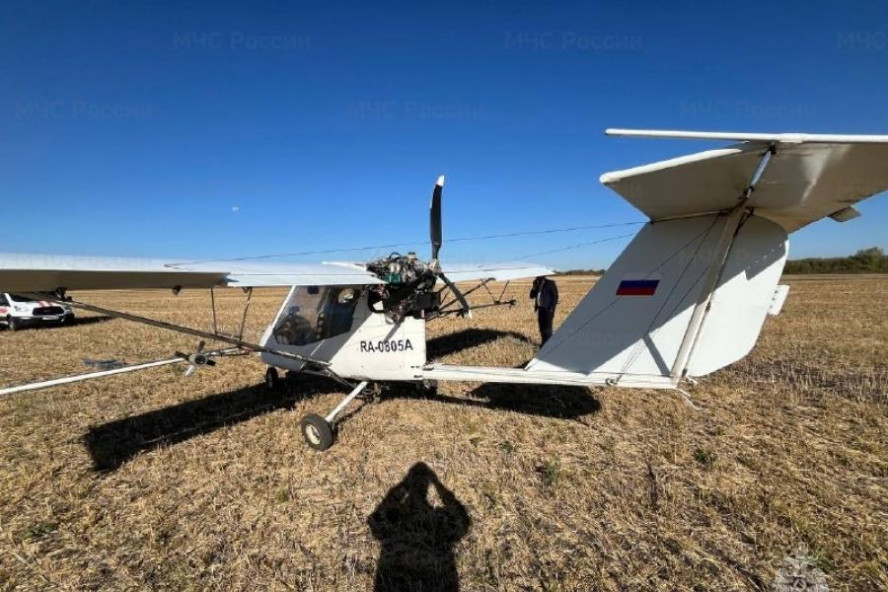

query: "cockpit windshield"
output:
271 285 362 346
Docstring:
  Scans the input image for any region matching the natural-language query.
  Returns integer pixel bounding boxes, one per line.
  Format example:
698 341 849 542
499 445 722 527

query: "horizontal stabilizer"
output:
602 133 888 231
605 128 888 143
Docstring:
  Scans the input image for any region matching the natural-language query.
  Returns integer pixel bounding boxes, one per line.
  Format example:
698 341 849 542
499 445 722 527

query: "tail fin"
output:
525 214 787 386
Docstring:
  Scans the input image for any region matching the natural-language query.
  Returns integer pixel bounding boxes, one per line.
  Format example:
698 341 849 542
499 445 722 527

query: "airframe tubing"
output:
0 357 185 397
420 365 677 389
670 147 773 380
668 207 746 381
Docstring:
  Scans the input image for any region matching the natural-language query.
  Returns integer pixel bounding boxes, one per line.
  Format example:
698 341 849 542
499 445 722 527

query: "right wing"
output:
439 262 555 283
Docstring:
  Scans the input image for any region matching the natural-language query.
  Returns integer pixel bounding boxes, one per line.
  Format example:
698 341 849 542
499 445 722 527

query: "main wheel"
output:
300 414 334 451
264 367 280 391
7 317 20 332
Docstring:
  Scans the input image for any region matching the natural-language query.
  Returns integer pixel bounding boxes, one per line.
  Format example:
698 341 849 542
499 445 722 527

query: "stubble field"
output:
0 276 886 591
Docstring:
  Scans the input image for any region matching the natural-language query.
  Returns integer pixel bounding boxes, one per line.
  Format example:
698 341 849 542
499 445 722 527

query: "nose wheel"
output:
300 414 334 451
299 380 369 452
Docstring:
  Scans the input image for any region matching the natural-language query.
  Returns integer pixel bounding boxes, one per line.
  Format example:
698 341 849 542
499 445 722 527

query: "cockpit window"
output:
272 286 362 346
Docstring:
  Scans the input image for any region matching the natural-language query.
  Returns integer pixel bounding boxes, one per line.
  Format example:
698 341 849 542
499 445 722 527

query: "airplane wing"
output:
0 254 384 293
601 130 888 231
323 260 556 283
208 262 384 288
439 262 555 283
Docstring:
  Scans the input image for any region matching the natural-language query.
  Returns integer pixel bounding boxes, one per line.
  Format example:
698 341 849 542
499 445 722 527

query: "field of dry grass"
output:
0 276 886 591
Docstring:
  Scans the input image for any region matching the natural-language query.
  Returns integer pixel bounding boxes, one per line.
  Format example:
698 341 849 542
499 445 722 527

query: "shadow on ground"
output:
84 375 340 471
65 315 116 328
467 381 601 419
424 329 600 419
369 462 470 592
426 328 535 360
381 382 600 421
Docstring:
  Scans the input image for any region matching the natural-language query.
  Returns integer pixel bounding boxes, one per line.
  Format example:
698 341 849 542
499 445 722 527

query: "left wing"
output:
0 254 384 293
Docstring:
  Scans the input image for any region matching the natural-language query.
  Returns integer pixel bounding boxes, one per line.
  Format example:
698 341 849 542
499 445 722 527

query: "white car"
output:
0 293 74 331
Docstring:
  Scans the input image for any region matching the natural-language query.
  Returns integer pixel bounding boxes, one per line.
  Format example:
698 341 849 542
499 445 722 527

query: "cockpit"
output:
272 285 363 346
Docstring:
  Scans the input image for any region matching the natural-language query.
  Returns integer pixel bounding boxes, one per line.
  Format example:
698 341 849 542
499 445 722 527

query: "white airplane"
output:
2 128 887 451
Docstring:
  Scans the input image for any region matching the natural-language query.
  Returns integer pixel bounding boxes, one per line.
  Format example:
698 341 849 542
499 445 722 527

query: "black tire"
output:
300 414 334 451
7 317 20 332
264 367 280 391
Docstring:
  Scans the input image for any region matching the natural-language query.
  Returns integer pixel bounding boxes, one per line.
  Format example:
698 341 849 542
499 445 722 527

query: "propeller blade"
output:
176 340 213 378
430 175 444 262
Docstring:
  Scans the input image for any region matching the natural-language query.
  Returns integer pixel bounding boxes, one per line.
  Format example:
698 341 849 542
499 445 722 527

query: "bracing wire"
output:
517 233 638 260
170 220 646 266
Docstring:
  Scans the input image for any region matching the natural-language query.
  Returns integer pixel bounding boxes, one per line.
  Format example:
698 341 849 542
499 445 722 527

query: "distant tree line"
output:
784 247 888 274
556 247 888 277
555 269 605 276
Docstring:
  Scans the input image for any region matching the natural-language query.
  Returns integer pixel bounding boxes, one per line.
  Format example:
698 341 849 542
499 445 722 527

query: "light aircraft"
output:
2 128 887 451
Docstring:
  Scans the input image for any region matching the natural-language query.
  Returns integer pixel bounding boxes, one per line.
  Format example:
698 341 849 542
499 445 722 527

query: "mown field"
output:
0 276 886 591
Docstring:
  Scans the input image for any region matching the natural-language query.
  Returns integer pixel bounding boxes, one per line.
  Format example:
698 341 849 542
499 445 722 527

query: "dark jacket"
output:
530 277 558 312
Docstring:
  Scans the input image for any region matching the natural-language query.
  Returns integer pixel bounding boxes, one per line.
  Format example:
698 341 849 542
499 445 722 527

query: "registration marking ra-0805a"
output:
360 339 414 353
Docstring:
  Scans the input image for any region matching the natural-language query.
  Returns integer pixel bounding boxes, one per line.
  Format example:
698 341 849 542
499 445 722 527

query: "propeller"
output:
175 340 217 377
427 175 472 317
429 175 444 268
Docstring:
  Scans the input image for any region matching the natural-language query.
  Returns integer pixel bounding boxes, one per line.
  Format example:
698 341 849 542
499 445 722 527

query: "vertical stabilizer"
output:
525 214 788 384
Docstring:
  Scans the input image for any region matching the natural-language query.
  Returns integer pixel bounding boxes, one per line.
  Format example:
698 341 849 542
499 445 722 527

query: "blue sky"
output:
2 0 887 269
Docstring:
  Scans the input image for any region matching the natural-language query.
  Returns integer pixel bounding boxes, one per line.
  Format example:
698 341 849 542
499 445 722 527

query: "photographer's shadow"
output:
368 463 470 592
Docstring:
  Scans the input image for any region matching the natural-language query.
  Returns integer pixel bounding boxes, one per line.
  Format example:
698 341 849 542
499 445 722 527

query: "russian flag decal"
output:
616 279 659 296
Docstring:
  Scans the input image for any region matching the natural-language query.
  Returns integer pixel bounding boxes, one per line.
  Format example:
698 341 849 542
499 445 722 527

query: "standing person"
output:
530 275 559 346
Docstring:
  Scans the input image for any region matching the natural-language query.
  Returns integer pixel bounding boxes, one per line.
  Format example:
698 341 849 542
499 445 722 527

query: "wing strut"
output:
669 144 776 381
434 278 517 319
0 351 235 397
29 293 333 370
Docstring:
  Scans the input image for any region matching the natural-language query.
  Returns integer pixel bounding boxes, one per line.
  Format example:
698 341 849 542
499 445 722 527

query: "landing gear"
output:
300 414 334 451
264 367 280 391
299 380 369 452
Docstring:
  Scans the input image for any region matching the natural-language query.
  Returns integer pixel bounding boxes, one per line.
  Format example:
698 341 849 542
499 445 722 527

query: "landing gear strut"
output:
300 380 369 451
264 367 280 391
